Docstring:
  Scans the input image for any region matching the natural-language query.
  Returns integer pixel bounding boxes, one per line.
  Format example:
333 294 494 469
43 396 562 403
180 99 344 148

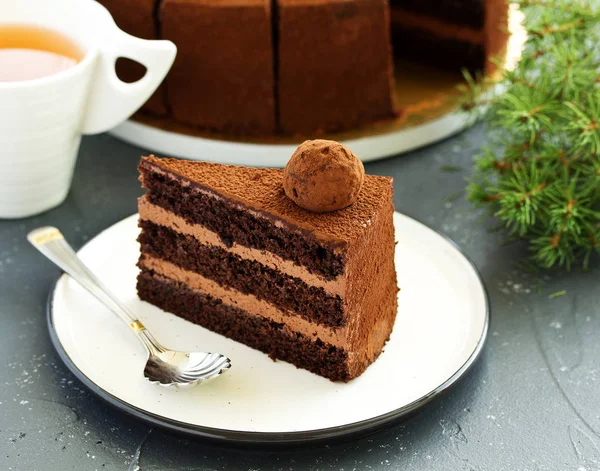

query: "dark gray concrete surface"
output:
1 126 599 471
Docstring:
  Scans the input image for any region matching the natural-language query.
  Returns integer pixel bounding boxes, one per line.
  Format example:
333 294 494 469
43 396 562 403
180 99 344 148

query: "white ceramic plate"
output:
109 112 473 167
48 212 489 444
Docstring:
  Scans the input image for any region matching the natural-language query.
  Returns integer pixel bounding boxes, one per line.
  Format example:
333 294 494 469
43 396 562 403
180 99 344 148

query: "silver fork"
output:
28 226 231 388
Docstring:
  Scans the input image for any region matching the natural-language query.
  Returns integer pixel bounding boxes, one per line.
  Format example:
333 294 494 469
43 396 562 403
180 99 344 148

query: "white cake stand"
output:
109 110 475 167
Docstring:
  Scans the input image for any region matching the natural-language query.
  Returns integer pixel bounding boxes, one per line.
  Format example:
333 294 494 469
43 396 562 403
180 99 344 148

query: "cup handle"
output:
82 28 176 135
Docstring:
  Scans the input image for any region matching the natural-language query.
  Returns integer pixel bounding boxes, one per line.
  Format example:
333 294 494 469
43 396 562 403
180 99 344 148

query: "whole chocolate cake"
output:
99 0 508 136
136 142 398 381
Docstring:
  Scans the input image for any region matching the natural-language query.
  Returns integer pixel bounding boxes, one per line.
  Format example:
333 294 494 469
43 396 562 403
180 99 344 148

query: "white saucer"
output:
48 212 489 444
109 112 472 167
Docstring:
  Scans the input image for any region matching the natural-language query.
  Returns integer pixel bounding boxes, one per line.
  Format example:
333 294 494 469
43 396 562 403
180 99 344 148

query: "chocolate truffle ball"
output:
283 139 364 213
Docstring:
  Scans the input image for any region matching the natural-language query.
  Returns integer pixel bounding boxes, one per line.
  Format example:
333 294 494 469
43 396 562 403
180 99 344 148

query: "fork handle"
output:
28 226 143 331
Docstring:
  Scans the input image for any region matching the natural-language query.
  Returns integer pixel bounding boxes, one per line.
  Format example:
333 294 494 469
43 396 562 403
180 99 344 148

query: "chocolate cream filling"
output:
138 219 346 327
138 196 345 296
390 8 485 44
139 255 347 348
389 0 485 29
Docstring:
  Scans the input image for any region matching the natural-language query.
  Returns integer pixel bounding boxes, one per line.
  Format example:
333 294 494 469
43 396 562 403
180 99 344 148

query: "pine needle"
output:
548 290 567 299
445 190 465 203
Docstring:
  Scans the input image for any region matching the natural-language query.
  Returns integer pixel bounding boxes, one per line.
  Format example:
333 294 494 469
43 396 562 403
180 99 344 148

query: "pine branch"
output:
464 0 600 270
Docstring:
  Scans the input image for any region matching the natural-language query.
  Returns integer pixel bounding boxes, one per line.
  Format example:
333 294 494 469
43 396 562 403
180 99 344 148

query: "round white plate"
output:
109 112 473 167
48 212 489 444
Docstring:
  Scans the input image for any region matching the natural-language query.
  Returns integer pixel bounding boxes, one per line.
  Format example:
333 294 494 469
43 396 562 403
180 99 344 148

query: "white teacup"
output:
0 0 176 218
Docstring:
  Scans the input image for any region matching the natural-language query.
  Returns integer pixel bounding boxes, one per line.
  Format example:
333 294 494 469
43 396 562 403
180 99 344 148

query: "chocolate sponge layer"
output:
138 220 346 328
137 271 351 382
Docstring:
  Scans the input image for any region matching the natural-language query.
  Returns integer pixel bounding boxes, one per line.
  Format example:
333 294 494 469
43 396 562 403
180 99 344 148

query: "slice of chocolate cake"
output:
136 141 398 381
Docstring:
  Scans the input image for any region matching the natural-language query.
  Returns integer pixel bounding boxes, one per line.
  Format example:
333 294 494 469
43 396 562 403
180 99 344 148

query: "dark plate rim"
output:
46 213 490 445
